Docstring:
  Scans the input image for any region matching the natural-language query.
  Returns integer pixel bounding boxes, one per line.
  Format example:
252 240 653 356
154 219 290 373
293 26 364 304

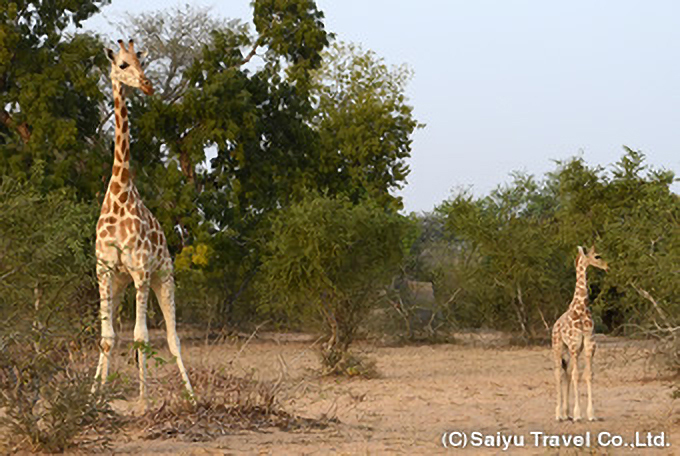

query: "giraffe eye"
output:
119 62 130 70
594 255 601 259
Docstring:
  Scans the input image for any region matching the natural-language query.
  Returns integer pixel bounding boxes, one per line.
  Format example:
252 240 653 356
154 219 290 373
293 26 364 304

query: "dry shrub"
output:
647 331 680 397
0 329 123 453
133 367 335 441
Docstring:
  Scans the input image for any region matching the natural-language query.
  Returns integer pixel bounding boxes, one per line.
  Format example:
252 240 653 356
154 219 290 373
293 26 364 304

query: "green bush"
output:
0 174 98 326
432 149 679 343
258 193 407 373
0 176 121 452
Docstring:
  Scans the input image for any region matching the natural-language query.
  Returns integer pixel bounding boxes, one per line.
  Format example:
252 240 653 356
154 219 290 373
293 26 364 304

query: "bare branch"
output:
442 287 461 307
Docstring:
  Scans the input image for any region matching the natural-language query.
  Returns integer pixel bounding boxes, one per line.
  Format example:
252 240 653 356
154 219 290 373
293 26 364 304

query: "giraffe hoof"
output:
573 416 582 422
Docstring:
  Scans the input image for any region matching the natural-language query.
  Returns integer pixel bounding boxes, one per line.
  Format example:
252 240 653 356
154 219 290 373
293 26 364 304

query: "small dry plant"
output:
319 350 380 379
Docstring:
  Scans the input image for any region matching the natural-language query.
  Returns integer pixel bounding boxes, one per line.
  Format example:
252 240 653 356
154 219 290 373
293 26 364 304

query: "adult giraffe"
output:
94 39 193 407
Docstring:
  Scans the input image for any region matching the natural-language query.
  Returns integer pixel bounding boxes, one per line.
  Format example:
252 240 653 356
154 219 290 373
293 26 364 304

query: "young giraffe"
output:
94 39 193 406
552 245 608 422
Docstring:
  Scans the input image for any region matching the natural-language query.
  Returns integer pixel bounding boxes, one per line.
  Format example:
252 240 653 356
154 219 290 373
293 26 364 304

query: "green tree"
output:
311 42 421 210
552 149 679 333
0 174 120 453
119 4 419 327
123 1 329 238
0 0 109 198
1 0 422 331
258 193 406 373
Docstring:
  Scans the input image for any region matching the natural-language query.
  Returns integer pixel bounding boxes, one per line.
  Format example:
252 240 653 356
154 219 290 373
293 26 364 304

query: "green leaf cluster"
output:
0 172 99 347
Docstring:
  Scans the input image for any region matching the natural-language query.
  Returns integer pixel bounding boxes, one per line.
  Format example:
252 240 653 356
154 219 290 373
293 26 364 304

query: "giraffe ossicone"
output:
552 245 608 422
93 39 193 407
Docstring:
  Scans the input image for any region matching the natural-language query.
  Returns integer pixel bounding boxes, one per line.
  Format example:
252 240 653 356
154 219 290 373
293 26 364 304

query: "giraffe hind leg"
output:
554 347 569 421
151 275 194 401
584 337 597 421
561 351 570 419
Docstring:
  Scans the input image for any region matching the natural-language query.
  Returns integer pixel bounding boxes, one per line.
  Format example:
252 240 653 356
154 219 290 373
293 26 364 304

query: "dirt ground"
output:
89 330 677 456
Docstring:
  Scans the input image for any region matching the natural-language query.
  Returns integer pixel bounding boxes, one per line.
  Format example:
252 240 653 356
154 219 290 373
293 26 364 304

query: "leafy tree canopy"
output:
311 42 422 210
0 0 109 197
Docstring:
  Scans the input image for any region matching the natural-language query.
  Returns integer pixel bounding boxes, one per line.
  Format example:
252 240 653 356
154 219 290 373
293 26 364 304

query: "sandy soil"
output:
95 331 679 455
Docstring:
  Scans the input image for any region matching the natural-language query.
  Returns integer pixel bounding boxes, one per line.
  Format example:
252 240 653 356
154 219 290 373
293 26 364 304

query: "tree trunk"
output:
178 147 195 184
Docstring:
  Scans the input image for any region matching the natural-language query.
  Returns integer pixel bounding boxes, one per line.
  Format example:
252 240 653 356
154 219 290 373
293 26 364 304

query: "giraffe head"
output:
577 245 609 272
104 39 154 95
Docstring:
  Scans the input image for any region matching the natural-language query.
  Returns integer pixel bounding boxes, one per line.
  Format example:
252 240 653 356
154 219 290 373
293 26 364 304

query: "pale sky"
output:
85 1 680 213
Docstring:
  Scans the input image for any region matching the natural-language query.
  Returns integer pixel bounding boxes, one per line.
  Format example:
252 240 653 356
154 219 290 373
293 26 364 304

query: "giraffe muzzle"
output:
140 80 154 96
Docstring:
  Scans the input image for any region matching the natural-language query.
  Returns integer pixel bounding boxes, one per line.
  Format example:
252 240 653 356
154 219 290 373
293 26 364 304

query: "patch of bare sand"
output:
100 332 678 455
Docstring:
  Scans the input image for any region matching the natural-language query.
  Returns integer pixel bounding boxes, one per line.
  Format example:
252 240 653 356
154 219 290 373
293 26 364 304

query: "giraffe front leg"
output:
553 350 567 421
94 271 116 390
584 338 596 421
133 278 151 409
570 350 581 421
554 359 563 421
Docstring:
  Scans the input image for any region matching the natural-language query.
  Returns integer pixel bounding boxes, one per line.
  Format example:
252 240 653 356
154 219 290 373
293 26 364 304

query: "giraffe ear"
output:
104 48 116 62
136 51 148 68
577 246 585 256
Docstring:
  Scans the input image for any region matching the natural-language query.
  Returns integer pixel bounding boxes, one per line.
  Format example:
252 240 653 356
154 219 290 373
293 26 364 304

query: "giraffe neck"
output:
110 79 131 189
570 258 588 310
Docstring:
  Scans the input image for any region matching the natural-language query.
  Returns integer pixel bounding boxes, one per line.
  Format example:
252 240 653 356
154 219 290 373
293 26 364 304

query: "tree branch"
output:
96 109 114 135
234 37 263 69
239 45 259 67
632 283 674 333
